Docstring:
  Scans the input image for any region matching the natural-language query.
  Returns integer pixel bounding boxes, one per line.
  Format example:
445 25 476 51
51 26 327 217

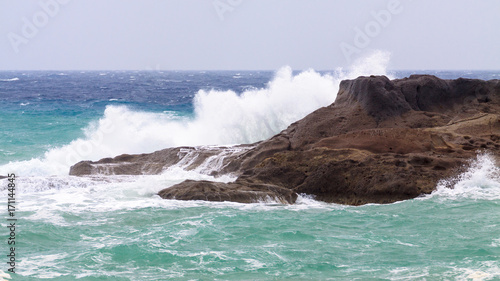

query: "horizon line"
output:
0 69 499 72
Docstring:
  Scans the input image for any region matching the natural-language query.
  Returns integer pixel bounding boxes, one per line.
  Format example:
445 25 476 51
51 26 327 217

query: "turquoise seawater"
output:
0 106 93 163
12 174 500 280
1 70 499 280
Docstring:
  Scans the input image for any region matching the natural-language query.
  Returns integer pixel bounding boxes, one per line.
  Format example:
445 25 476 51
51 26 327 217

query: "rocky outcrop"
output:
158 179 297 204
70 145 253 177
70 75 500 205
229 75 500 204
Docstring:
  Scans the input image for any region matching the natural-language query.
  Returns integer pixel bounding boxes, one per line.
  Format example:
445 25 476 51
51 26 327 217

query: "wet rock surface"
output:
158 179 298 204
70 75 500 205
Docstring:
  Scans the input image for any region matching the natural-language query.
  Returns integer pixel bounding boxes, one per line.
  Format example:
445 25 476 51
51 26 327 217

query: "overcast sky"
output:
1 0 499 70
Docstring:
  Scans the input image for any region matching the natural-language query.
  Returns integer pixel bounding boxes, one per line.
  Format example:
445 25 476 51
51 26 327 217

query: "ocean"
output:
0 67 499 280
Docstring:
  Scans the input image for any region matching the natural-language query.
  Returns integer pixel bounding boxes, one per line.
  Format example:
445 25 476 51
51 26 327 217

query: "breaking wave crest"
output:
0 77 19 82
0 52 391 177
430 153 500 201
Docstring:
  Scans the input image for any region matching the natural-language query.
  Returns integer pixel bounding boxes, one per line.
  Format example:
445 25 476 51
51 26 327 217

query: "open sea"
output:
0 67 499 280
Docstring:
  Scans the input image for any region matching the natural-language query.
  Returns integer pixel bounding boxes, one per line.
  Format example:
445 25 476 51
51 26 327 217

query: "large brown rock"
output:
70 75 500 205
236 75 500 204
158 179 297 204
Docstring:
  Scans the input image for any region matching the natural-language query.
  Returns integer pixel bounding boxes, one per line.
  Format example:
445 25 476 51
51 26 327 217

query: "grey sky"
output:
1 0 499 70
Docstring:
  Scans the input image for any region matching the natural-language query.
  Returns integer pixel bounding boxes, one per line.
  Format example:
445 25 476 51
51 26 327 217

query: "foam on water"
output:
6 174 338 227
0 77 19 82
168 145 252 177
0 52 390 177
450 261 500 281
0 270 11 281
1 164 339 229
4 54 500 281
428 153 500 201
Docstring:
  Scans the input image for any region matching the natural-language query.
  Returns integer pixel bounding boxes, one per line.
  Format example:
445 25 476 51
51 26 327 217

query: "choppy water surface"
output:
0 68 499 280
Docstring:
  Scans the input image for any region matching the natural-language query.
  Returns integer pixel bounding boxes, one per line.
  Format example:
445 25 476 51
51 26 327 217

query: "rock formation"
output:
70 75 500 205
157 180 297 204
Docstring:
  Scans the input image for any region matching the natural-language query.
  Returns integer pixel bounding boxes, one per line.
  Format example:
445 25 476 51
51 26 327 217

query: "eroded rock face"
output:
235 75 500 204
70 75 500 205
336 75 412 120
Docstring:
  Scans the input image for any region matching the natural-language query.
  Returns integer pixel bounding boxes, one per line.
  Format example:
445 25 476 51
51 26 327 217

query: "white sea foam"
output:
0 52 390 178
0 270 11 281
19 253 68 279
3 174 338 225
5 151 496 225
428 153 500 201
0 77 19 82
448 261 500 281
343 50 393 79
